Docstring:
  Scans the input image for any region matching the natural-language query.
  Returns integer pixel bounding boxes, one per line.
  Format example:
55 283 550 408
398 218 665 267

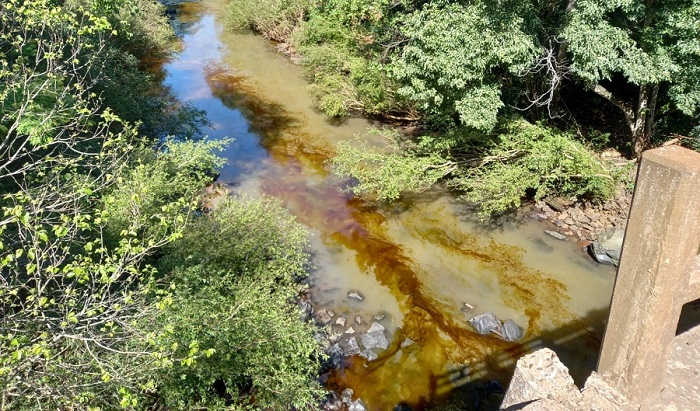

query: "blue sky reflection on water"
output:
163 14 270 185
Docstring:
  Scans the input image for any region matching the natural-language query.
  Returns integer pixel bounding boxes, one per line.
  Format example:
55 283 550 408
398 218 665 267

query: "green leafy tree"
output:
562 0 700 156
389 1 539 130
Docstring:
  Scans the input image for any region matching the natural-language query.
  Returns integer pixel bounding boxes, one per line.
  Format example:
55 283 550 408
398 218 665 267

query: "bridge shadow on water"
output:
429 298 700 411
424 306 612 411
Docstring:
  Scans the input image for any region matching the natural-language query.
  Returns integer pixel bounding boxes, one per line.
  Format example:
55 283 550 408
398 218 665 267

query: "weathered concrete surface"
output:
640 325 700 411
501 326 700 410
500 348 581 409
597 146 700 403
516 398 571 410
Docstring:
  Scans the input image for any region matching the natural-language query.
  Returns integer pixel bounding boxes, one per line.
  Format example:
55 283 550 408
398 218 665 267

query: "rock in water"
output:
469 312 501 335
349 399 367 411
544 230 567 241
588 227 624 266
323 392 342 411
348 291 365 301
360 330 389 350
326 344 344 369
341 388 354 405
401 338 415 348
360 349 378 361
315 309 333 325
367 322 385 333
345 337 361 356
502 319 524 341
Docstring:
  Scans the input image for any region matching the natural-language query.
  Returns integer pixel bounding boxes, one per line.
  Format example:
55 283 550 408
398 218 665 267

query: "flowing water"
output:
163 2 616 409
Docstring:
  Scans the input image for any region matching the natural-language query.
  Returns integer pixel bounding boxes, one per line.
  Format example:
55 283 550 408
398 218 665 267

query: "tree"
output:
1 3 325 409
389 1 539 130
562 0 700 157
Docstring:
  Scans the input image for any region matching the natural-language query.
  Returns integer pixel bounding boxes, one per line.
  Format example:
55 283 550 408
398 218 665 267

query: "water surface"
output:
164 3 616 409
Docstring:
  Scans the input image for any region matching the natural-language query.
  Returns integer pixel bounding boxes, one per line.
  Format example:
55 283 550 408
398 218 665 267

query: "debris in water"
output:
348 291 365 301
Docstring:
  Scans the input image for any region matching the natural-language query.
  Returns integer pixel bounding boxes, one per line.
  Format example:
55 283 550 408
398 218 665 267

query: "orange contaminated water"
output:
162 2 617 409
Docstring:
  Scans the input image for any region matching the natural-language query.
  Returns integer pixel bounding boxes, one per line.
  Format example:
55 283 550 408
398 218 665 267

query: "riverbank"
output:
270 34 636 265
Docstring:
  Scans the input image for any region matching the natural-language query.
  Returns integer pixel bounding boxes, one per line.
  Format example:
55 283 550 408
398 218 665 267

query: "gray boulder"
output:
360 349 378 361
360 330 389 350
367 322 385 333
322 393 342 411
298 300 313 321
469 312 501 335
341 388 354 405
326 344 344 369
349 399 367 411
502 319 524 341
588 227 625 266
345 337 361 356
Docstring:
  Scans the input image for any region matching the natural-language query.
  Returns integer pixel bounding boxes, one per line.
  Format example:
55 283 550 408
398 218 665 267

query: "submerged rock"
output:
348 291 365 301
544 230 567 241
349 399 367 411
502 319 524 341
345 337 361 356
360 349 378 361
469 312 501 335
588 227 624 266
360 330 389 350
335 316 346 327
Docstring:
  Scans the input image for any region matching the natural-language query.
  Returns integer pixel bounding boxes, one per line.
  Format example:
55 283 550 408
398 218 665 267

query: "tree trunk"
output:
550 0 578 115
591 82 659 159
630 83 659 158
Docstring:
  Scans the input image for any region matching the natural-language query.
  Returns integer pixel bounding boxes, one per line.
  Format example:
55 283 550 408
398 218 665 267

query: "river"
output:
162 2 616 409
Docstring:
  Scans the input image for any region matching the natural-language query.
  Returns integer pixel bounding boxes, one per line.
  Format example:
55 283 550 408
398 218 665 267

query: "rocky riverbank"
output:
529 158 636 266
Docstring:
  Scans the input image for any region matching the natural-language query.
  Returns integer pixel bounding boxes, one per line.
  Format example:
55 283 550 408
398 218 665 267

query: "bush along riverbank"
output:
0 1 324 409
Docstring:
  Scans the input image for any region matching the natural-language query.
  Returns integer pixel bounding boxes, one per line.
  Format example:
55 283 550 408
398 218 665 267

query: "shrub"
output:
332 120 616 219
155 196 324 410
227 0 312 42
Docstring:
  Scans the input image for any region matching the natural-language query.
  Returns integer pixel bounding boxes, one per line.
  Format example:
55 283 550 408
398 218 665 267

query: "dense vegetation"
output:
228 0 700 216
0 0 323 409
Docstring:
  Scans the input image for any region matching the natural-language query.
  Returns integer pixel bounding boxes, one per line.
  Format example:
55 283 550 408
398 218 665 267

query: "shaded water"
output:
164 2 616 409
